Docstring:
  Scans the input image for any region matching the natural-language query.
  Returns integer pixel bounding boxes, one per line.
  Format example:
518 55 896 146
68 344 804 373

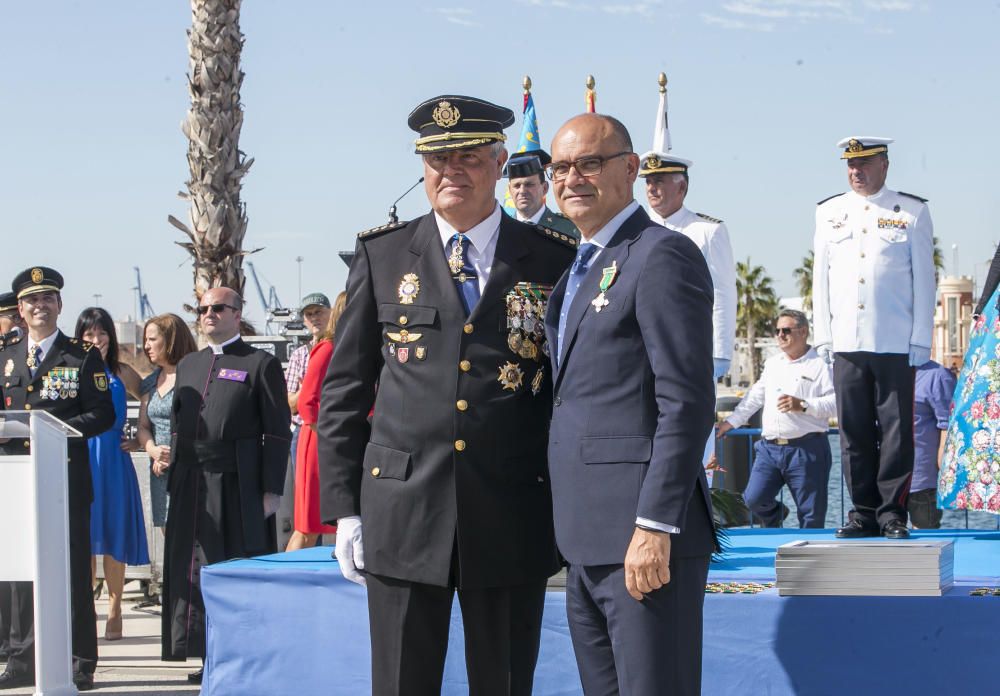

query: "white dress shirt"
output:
650 205 737 362
208 333 242 355
436 202 503 294
725 346 837 440
515 205 546 225
812 186 935 354
27 329 60 364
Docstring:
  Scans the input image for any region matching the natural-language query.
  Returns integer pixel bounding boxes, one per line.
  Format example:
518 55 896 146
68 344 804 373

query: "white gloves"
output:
816 344 834 365
335 515 366 586
713 358 731 380
263 492 280 518
908 345 931 368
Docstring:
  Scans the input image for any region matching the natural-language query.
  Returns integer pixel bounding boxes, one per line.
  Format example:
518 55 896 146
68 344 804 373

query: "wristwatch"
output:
800 400 809 413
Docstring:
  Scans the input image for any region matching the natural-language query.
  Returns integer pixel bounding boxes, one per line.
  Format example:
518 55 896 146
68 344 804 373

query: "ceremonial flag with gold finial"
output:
653 72 671 153
504 76 542 217
585 75 596 113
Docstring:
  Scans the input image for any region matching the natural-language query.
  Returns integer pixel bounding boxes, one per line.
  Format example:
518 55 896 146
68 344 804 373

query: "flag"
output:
504 81 543 218
652 72 671 153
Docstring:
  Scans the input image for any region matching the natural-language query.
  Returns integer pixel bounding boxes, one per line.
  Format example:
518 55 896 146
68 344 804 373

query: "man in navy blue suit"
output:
544 114 717 696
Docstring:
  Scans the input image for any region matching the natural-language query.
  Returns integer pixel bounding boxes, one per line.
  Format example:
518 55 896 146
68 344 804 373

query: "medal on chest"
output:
591 260 618 313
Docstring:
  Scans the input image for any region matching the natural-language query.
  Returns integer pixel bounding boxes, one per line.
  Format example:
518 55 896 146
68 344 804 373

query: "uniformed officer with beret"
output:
812 136 935 540
0 267 115 691
505 151 580 240
318 95 576 696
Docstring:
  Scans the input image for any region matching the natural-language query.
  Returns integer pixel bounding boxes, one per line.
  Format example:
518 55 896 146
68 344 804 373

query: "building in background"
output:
933 276 975 372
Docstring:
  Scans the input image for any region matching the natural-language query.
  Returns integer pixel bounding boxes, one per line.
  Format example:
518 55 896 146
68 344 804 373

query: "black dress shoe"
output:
0 668 35 689
882 520 911 539
73 671 95 691
188 668 204 684
835 519 879 538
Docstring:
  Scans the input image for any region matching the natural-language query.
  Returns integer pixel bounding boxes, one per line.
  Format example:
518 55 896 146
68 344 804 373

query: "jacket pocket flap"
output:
4 375 22 387
581 436 652 464
377 304 438 327
364 442 412 481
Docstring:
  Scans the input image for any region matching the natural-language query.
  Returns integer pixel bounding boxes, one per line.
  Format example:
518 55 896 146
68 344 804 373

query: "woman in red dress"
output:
286 292 347 551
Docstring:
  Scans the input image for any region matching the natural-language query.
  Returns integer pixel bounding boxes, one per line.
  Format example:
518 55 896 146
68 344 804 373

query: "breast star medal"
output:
591 260 618 312
398 273 420 305
497 361 524 392
448 234 466 274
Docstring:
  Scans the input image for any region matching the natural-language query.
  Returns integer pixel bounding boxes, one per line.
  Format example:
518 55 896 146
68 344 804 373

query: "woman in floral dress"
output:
938 245 1000 514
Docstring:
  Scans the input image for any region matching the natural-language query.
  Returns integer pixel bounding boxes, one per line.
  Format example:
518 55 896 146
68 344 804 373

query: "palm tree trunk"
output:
169 0 258 306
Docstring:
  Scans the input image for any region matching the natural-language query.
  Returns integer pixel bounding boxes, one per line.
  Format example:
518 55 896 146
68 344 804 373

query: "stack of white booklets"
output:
775 540 954 596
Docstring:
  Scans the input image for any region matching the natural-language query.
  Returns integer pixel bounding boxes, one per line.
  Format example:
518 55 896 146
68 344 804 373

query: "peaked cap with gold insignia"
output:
638 151 693 178
837 136 893 159
13 266 64 299
408 95 515 154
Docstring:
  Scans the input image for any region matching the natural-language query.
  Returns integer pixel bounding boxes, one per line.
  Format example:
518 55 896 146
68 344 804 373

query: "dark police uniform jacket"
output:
318 212 576 588
0 331 115 504
169 339 291 553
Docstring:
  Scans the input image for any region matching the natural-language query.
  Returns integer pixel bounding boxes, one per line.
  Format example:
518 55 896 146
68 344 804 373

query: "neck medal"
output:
448 234 466 275
592 260 618 312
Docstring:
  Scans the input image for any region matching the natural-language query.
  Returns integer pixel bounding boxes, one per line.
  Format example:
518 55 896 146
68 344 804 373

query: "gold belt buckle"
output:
775 438 790 445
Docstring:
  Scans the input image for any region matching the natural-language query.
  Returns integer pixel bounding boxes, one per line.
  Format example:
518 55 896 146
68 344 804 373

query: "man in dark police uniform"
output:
0 267 114 691
318 95 576 696
161 286 290 685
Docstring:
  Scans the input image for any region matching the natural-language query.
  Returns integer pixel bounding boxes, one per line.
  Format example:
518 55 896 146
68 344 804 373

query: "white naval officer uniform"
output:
650 205 737 371
813 166 936 531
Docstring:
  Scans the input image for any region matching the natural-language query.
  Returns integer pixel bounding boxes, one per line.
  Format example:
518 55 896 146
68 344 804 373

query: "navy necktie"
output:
449 234 480 316
29 345 42 378
556 243 598 365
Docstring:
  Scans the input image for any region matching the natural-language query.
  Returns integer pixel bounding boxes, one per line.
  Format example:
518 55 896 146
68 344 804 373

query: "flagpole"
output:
585 75 596 113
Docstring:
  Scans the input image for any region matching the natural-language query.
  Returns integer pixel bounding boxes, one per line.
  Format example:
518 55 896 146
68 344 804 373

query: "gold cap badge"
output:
645 155 661 170
432 101 461 129
31 268 43 284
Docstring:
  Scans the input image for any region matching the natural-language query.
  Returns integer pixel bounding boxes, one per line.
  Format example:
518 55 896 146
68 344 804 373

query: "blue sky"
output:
2 0 997 328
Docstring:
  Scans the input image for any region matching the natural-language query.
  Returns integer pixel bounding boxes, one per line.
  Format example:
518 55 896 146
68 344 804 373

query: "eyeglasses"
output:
196 303 239 316
775 327 799 336
545 151 632 182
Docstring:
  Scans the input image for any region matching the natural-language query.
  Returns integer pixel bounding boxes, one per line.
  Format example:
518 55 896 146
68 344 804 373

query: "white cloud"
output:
429 7 482 27
865 0 913 10
601 1 663 16
701 11 776 31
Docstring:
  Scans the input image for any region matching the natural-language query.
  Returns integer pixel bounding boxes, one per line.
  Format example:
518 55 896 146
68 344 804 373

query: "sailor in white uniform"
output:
812 136 935 540
641 153 737 379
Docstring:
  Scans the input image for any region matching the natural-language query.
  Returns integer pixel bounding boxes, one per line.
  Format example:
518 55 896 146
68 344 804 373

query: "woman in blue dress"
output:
75 308 150 640
938 245 1000 516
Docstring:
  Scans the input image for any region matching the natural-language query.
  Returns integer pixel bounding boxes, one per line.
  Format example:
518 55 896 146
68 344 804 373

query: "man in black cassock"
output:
161 287 291 684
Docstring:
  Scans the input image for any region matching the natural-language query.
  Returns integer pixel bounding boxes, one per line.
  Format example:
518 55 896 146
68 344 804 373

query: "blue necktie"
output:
556 243 598 365
449 234 480 316
29 345 42 378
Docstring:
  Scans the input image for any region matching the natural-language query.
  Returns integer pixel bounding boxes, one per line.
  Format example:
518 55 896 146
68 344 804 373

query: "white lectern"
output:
0 411 80 696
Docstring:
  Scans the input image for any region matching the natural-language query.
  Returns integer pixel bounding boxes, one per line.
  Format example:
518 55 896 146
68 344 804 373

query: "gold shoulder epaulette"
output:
816 192 846 206
696 212 723 224
0 334 22 349
898 191 928 203
534 224 579 249
358 220 408 239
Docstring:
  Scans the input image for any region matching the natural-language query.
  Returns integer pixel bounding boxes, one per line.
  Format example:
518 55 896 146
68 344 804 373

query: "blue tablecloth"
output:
202 530 1000 695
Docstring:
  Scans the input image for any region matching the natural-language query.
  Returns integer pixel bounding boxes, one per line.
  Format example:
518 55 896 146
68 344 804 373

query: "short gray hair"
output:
778 308 808 329
490 141 506 158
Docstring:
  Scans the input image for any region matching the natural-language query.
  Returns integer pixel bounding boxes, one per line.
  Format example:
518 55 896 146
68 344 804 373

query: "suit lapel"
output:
469 216 529 324
408 214 465 317
554 208 649 387
544 269 570 379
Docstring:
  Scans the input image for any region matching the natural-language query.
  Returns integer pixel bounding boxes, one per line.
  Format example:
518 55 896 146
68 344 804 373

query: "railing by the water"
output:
717 427 998 531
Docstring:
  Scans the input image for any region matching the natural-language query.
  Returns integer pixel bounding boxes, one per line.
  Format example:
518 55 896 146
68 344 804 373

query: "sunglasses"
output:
196 303 239 316
775 327 799 336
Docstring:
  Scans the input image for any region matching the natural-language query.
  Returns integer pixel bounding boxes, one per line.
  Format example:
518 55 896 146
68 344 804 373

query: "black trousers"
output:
5 498 97 677
365 572 547 696
833 351 915 528
565 556 711 696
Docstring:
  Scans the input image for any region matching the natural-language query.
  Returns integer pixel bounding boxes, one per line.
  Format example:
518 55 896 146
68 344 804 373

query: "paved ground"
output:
1 584 201 694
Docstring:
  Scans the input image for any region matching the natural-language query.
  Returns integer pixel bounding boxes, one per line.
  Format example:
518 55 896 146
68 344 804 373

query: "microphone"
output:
388 177 424 224
0 326 23 346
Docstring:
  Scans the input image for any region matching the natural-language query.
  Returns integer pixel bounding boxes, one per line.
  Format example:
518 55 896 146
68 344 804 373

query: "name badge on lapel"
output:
218 368 248 382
